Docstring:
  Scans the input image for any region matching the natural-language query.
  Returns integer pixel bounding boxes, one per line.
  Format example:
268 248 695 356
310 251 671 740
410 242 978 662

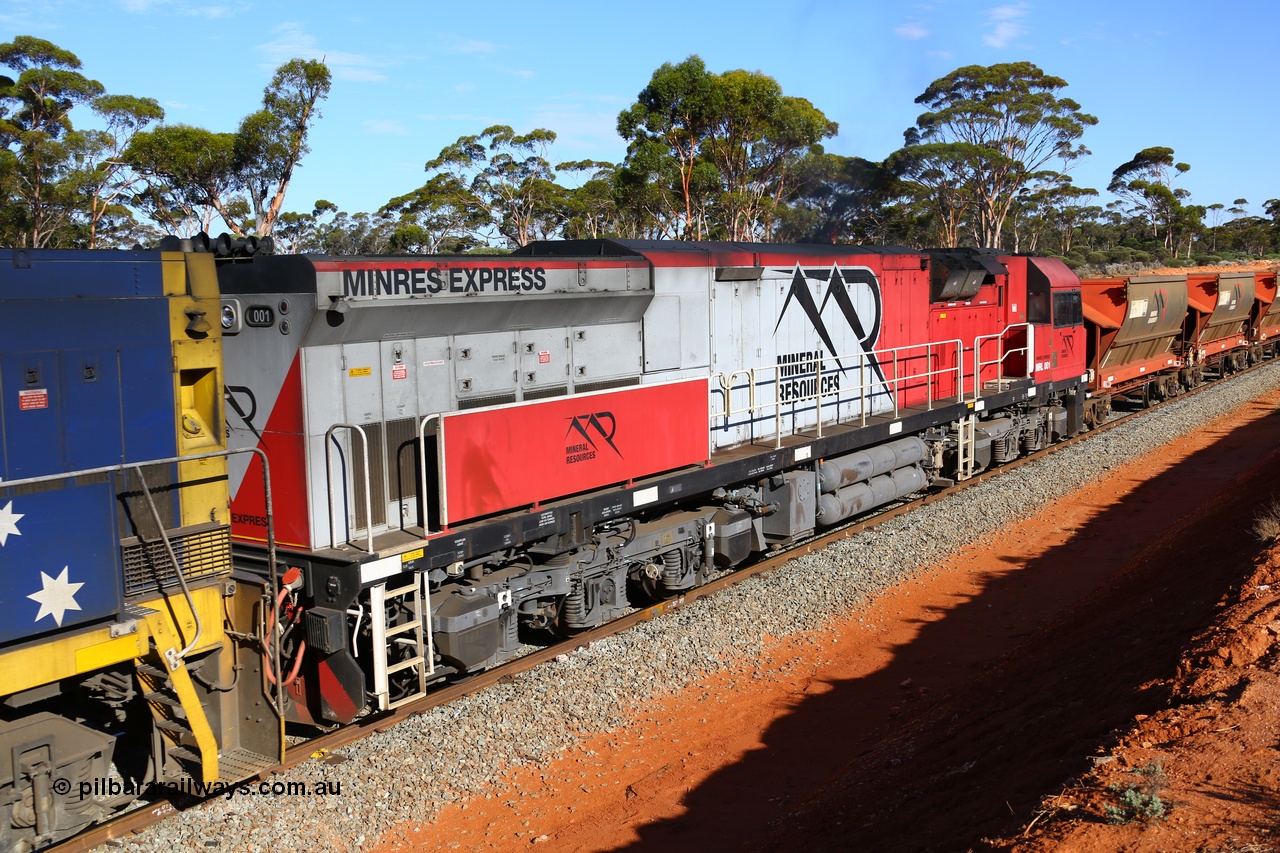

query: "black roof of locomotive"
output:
513 238 923 258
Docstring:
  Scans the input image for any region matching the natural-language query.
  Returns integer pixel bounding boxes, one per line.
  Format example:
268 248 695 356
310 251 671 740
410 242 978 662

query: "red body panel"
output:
231 354 311 550
439 379 709 525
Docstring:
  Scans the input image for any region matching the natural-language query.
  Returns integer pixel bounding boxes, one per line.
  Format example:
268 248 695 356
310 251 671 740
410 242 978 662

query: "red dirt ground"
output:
371 386 1280 853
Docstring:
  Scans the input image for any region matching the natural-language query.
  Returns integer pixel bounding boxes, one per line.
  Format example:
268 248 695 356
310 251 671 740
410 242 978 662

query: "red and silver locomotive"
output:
215 240 1088 722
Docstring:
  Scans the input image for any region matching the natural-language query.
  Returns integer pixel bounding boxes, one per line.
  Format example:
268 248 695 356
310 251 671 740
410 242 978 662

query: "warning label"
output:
538 351 551 364
392 365 407 380
18 389 48 410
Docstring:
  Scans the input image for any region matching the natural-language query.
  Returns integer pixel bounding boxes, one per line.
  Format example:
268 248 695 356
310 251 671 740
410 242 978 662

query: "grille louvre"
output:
523 385 569 401
574 376 640 395
385 417 419 503
458 393 517 410
121 524 230 597
351 422 387 531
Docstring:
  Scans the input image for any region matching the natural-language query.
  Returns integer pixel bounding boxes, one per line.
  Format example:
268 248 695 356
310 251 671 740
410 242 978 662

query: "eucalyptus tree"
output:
69 93 164 247
379 174 489 253
127 124 240 235
413 125 569 247
127 58 329 238
617 56 836 241
234 58 331 236
1107 146 1191 251
617 56 720 239
897 62 1096 248
701 69 836 240
0 36 105 246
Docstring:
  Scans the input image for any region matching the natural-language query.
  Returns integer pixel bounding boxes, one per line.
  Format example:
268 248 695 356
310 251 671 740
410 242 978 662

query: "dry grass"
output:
1252 497 1280 542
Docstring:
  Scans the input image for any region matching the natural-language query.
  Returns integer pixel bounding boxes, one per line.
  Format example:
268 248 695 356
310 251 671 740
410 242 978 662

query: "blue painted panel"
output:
119 343 177 464
60 349 125 471
0 481 123 644
0 250 167 299
1 352 63 479
0 299 171 353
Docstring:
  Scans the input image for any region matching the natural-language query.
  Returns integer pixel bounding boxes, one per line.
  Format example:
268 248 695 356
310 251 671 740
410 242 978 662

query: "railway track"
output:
50 360 1271 853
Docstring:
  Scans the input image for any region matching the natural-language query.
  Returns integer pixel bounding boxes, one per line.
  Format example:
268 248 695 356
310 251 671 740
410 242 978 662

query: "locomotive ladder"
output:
957 414 978 482
369 573 432 711
135 610 219 784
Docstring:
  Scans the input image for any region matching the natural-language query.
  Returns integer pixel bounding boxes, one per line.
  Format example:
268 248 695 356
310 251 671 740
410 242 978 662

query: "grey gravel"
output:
119 364 1280 852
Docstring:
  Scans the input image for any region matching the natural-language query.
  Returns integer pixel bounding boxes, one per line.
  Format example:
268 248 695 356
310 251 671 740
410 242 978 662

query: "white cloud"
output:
454 82 476 94
257 22 388 83
984 3 1029 47
895 22 930 40
362 119 408 136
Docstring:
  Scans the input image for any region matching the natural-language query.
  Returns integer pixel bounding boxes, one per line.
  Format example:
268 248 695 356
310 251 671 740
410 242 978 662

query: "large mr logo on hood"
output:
773 264 884 375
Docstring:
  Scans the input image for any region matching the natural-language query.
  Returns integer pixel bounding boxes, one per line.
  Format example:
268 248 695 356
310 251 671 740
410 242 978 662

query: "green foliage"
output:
1 41 1277 258
616 55 835 241
396 124 570 249
1103 761 1169 825
126 58 329 238
896 62 1097 248
0 35 106 246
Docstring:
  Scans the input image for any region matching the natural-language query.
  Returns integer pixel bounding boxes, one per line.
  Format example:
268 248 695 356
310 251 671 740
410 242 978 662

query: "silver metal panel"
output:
646 265 711 371
453 331 517 398
302 345 345 437
380 338 417 421
518 328 570 389
341 342 383 424
644 296 682 371
571 322 642 383
708 265 893 451
306 432 334 548
414 336 452 416
317 259 650 305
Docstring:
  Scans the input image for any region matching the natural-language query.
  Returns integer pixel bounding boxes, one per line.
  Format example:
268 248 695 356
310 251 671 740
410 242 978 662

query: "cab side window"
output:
1053 290 1082 328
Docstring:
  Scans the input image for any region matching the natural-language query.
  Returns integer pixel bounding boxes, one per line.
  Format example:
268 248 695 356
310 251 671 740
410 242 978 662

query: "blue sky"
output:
4 0 1277 226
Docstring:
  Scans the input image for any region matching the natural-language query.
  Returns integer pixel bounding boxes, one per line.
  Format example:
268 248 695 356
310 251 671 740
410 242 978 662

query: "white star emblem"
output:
28 567 84 627
0 500 22 547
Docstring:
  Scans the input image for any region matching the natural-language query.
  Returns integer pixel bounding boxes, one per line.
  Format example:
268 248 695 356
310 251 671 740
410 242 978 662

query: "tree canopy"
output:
898 62 1097 248
2 42 1277 267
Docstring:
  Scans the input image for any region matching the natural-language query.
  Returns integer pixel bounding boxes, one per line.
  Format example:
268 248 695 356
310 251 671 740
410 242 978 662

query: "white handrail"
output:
710 338 966 447
324 423 374 553
416 413 442 536
972 323 1032 400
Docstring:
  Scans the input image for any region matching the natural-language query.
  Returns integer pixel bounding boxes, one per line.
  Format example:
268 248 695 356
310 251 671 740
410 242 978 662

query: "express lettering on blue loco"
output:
341 267 548 297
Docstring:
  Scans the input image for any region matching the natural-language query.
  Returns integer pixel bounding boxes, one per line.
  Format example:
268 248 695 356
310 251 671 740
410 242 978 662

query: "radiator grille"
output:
574 376 640 395
351 422 387 531
385 417 419 502
122 524 230 597
458 393 517 410
523 385 569 401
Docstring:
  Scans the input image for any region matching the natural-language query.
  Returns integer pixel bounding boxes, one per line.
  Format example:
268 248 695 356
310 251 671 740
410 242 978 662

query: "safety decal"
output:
17 389 48 410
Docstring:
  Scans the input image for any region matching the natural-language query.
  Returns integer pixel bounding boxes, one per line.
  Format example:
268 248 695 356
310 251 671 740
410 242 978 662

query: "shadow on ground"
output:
617 400 1280 852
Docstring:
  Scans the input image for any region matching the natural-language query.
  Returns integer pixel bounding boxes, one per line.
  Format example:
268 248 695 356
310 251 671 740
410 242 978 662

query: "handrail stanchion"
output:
417 414 442 537
325 423 374 553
